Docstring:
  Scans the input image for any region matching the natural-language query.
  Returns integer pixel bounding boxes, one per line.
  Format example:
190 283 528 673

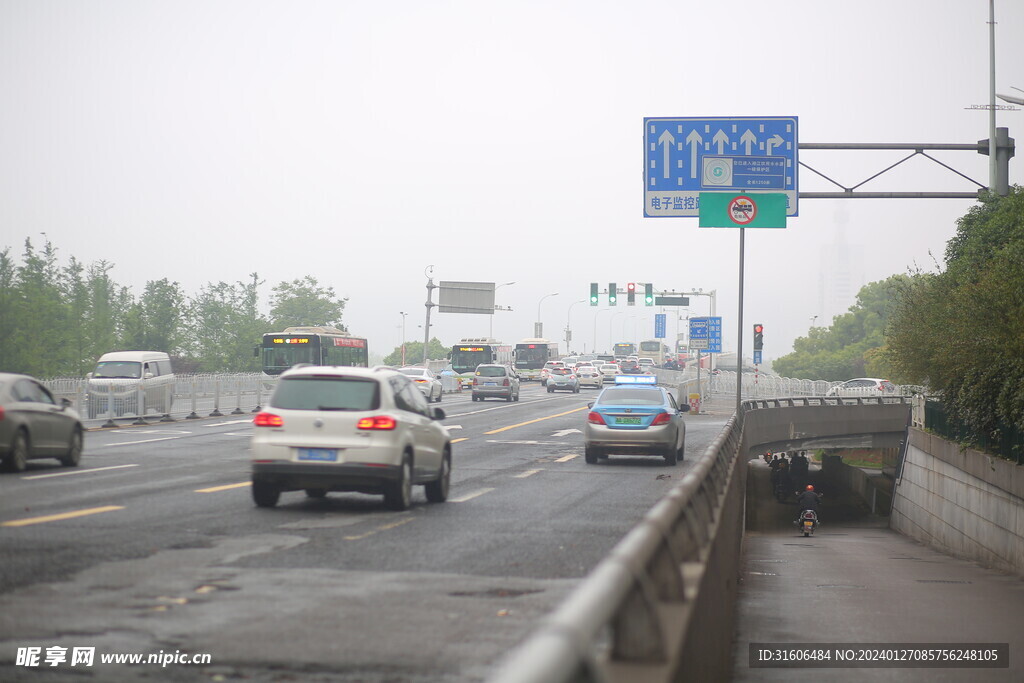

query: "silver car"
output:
398 366 443 403
250 366 451 510
583 377 688 465
471 364 521 402
0 373 84 471
546 367 580 393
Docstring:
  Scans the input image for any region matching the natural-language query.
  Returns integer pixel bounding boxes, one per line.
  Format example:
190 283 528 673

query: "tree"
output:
270 276 347 329
120 279 186 354
772 275 911 381
887 187 1024 441
188 273 269 372
382 338 450 367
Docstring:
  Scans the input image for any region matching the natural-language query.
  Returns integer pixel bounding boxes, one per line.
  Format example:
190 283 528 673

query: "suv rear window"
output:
271 376 380 411
476 366 508 378
552 368 571 375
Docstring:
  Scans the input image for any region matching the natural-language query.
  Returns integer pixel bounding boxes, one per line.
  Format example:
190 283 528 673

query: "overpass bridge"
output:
490 393 1024 682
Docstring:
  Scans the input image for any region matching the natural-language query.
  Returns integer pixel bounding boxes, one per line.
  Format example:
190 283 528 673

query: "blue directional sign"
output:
654 313 666 339
643 117 799 218
688 316 723 354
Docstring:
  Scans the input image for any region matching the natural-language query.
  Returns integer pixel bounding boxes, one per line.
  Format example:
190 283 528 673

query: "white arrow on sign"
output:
552 428 582 437
686 129 702 178
712 129 729 154
766 133 784 155
658 130 675 179
740 129 758 155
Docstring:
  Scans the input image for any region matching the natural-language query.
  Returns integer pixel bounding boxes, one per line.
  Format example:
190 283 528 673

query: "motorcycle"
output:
796 509 819 537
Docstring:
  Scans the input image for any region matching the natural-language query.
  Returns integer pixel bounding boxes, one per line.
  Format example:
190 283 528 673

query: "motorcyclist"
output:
795 484 823 523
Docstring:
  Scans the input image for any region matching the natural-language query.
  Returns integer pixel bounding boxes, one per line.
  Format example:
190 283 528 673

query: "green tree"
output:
270 276 347 329
12 238 68 377
189 273 269 372
121 279 186 354
382 338 450 367
887 187 1024 441
773 275 910 381
0 248 17 371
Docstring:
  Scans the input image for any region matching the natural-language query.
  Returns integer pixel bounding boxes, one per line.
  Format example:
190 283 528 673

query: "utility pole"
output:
423 266 436 365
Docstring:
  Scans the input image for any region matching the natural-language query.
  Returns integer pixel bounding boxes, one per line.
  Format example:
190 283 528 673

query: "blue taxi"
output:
583 375 688 466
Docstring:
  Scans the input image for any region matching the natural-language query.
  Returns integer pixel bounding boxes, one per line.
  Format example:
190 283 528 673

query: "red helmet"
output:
806 485 815 491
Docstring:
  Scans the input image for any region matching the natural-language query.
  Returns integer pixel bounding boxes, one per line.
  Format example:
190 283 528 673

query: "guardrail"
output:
488 395 915 683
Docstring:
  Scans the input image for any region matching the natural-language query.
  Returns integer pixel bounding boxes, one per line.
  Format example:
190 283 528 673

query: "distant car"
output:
0 373 84 472
598 363 622 383
583 376 689 466
250 365 451 510
546 367 580 393
637 358 656 369
619 359 642 374
540 360 565 386
398 366 443 403
561 356 579 369
577 367 604 389
472 364 521 402
825 378 897 397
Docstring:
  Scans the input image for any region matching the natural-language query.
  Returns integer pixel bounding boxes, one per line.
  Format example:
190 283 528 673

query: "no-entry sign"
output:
698 192 787 228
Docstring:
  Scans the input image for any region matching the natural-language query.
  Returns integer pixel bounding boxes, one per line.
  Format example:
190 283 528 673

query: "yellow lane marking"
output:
483 406 588 435
2 505 125 527
514 469 542 478
451 437 469 443
344 516 416 541
195 482 251 493
555 453 579 463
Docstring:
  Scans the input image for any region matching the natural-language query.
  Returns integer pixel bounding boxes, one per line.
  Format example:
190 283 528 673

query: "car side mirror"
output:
587 402 594 409
679 404 690 413
432 407 446 421
144 372 154 379
61 398 72 409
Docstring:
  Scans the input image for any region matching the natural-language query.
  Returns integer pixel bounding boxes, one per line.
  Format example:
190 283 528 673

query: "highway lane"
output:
0 382 730 681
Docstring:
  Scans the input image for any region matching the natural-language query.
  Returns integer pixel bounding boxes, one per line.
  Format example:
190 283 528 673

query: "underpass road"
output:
733 461 1024 682
0 383 729 682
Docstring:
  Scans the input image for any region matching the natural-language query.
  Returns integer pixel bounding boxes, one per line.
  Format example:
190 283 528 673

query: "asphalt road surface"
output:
0 383 729 682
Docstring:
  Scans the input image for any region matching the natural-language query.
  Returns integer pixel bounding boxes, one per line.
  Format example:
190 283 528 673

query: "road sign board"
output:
689 316 722 353
698 192 787 228
655 296 690 306
643 116 798 218
654 313 666 339
754 350 763 365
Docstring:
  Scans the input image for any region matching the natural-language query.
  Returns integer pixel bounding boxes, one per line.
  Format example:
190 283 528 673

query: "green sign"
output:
698 192 787 228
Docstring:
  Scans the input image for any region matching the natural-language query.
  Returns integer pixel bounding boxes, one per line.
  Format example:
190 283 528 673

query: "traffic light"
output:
608 283 617 306
590 282 599 306
627 282 636 305
644 283 654 306
753 323 764 351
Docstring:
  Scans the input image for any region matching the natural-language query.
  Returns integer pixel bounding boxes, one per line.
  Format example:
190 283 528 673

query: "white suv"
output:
250 366 451 510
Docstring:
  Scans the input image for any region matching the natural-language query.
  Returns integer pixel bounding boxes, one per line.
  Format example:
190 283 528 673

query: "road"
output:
0 382 729 682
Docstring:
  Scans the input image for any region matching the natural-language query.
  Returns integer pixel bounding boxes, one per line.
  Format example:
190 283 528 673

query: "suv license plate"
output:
298 448 338 462
616 417 642 425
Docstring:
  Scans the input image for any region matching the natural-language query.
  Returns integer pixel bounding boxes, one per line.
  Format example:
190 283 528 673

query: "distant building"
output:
817 227 865 325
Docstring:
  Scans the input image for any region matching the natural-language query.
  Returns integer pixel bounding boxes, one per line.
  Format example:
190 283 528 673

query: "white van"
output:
87 351 175 418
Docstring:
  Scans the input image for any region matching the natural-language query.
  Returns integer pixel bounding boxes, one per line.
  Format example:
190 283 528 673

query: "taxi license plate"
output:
485 382 497 386
298 448 338 462
616 417 642 425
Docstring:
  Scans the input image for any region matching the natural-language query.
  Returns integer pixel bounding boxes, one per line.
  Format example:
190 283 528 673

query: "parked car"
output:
471 364 521 402
583 375 689 466
0 373 84 472
577 367 604 389
398 366 443 403
546 367 580 393
825 378 897 397
250 365 451 510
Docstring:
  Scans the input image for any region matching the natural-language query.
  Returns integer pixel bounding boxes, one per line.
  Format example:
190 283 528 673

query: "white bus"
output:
637 339 669 366
513 338 559 381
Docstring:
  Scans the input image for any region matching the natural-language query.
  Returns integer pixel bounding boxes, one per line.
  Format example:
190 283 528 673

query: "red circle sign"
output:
728 196 757 225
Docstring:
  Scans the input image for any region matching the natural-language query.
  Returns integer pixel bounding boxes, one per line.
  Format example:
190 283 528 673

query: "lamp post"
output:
564 299 586 354
399 311 408 366
490 281 516 338
535 292 559 338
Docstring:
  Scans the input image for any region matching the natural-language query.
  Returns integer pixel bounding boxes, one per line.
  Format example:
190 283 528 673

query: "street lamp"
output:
564 299 586 354
399 311 408 366
490 281 516 338
535 292 559 338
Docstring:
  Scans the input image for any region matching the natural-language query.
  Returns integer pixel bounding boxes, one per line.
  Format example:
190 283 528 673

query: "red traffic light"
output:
627 282 636 292
753 324 763 334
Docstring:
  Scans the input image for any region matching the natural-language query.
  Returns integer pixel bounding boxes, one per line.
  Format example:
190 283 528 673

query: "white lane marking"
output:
110 430 192 435
442 395 572 418
552 428 582 437
555 453 579 463
514 469 542 479
449 488 495 503
203 419 253 426
445 425 463 430
23 464 140 480
103 436 183 446
485 440 565 445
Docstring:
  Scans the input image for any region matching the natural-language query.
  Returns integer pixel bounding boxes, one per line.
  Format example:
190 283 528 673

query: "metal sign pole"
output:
736 228 745 416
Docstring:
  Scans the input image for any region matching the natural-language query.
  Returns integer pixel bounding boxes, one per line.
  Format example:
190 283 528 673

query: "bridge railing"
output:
488 395 914 683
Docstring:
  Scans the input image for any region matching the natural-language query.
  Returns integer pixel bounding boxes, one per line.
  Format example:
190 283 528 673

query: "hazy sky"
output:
2 1 1022 366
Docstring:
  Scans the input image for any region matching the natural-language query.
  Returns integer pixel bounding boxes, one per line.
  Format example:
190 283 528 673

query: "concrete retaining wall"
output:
891 428 1024 578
